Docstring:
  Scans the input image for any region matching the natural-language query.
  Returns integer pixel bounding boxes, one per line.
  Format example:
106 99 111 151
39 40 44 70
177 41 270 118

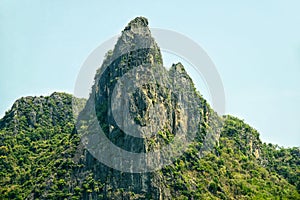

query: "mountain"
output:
0 17 299 200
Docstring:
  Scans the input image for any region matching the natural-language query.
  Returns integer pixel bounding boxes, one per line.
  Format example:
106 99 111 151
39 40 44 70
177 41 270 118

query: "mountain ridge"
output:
0 17 299 199
0 91 299 199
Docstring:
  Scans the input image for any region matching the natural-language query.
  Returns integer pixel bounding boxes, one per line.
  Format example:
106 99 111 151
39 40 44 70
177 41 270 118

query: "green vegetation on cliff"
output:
0 93 299 199
0 17 299 199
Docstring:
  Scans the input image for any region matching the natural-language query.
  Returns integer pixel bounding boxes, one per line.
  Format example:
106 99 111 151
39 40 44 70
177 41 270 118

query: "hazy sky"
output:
1 1 299 147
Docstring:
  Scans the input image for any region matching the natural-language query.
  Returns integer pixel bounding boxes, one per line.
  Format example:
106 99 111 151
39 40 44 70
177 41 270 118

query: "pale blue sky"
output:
1 1 299 147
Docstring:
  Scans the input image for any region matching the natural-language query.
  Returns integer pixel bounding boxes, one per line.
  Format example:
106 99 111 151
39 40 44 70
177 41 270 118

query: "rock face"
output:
1 17 299 200
74 16 221 199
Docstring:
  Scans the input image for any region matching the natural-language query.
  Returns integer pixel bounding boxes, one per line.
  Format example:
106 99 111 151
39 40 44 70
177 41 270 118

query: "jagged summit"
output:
170 62 187 73
108 16 162 66
124 16 149 31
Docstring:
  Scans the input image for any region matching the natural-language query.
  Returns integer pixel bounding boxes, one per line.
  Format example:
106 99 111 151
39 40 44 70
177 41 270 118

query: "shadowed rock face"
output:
75 17 221 199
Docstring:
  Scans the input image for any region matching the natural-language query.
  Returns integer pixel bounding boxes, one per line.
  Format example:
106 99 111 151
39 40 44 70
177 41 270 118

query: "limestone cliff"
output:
1 17 299 200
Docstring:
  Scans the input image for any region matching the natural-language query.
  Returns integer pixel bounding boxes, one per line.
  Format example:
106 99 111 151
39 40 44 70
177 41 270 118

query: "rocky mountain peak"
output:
107 16 162 67
170 62 187 74
1 17 300 200
124 16 149 31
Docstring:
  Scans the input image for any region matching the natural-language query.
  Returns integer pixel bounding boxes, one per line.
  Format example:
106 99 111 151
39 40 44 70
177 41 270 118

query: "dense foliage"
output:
160 115 300 199
0 93 299 199
0 93 84 199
